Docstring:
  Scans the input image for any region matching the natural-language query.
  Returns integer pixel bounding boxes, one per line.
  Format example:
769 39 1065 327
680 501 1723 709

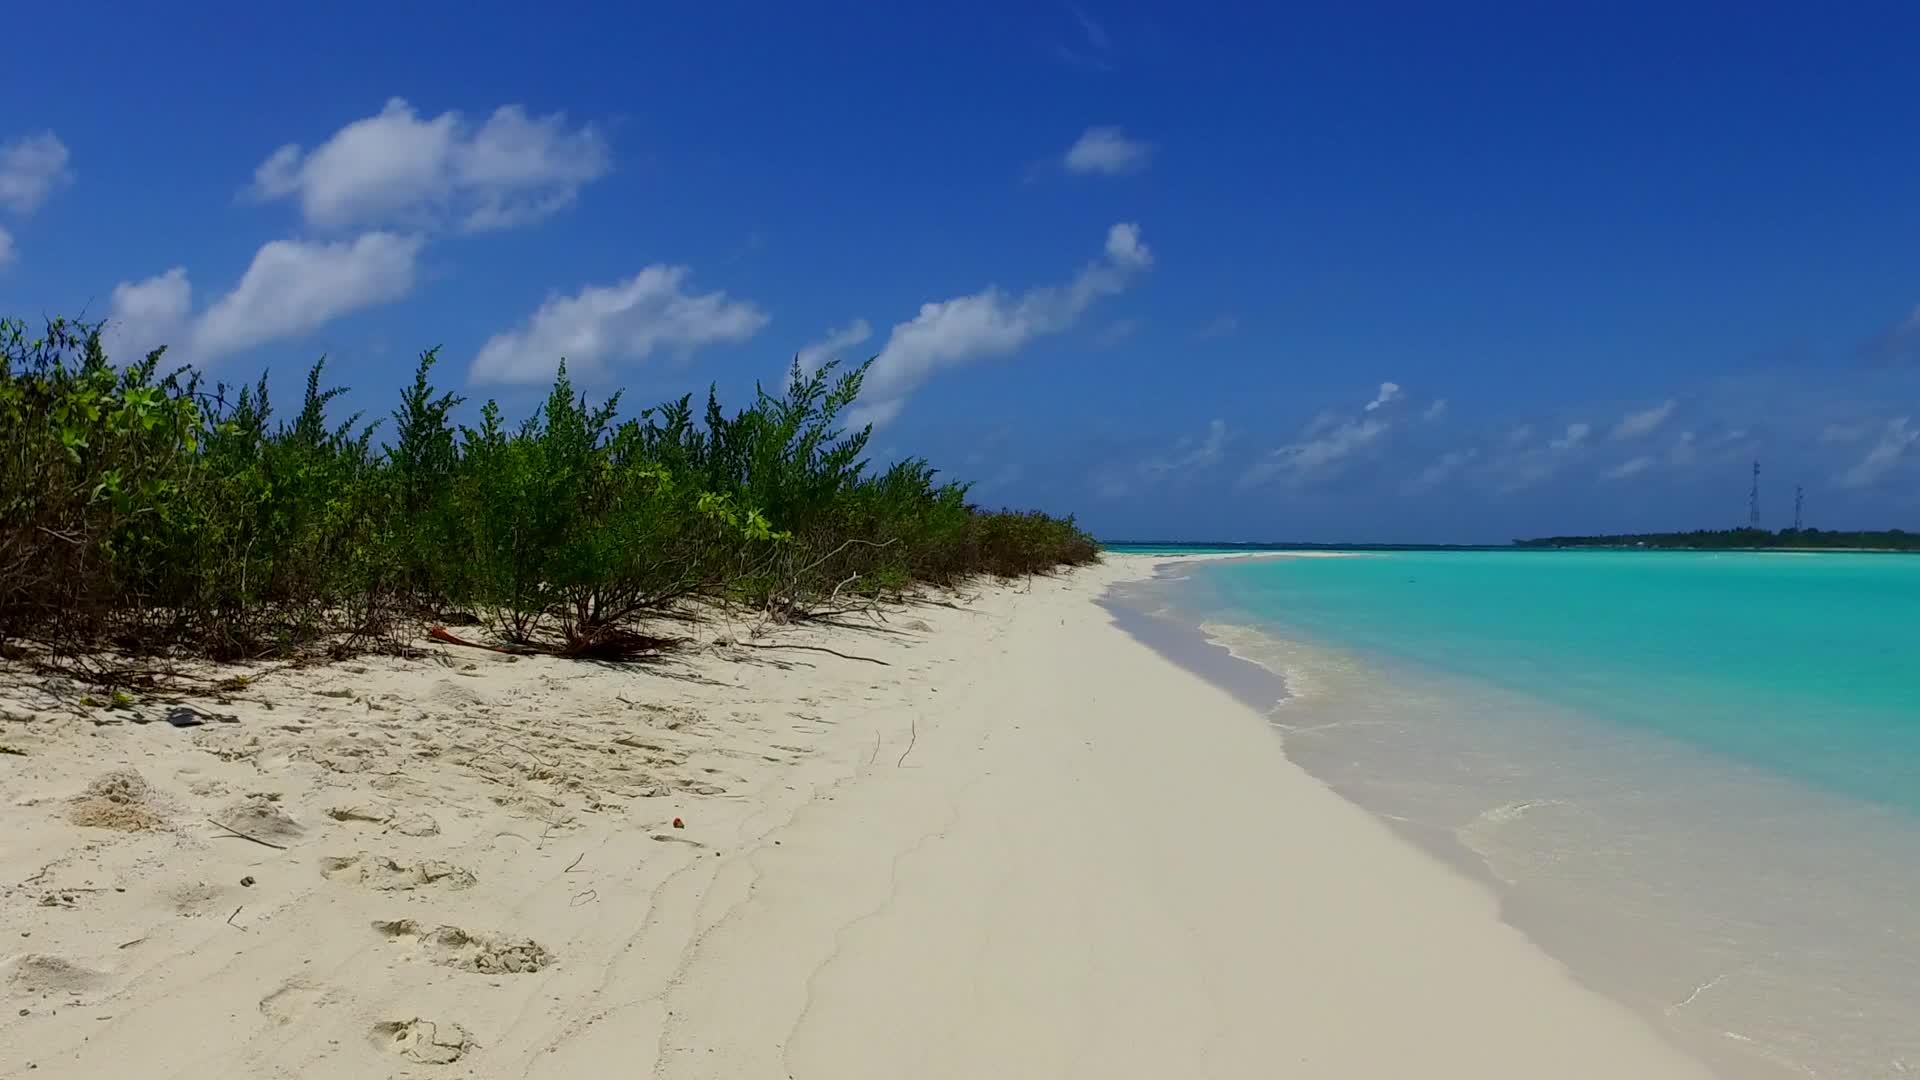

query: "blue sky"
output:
5 2 1920 543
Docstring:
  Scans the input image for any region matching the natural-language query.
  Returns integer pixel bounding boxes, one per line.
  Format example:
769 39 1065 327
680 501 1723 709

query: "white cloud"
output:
472 265 767 384
1240 384 1412 490
1096 418 1229 497
1423 398 1449 421
1549 422 1591 452
0 132 72 265
0 132 71 214
1478 420 1595 493
1837 417 1918 489
1104 222 1151 268
195 232 424 358
1162 418 1229 472
250 98 609 232
1610 399 1676 440
1064 126 1153 175
105 233 423 364
1406 448 1477 492
1364 381 1402 412
850 222 1152 427
104 267 194 359
794 319 873 373
1604 455 1656 480
1662 425 1752 470
1240 416 1389 489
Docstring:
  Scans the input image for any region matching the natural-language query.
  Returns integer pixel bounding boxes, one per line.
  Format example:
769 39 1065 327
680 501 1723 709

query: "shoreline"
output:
1127 552 1920 1080
3 556 1714 1078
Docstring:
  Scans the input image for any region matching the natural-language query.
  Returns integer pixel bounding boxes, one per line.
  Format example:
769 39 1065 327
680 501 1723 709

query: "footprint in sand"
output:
5 953 109 997
258 977 343 1025
372 920 552 974
318 853 475 892
369 1017 472 1065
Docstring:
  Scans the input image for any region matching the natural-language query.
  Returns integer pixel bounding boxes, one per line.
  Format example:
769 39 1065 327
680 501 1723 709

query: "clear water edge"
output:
1108 552 1920 1080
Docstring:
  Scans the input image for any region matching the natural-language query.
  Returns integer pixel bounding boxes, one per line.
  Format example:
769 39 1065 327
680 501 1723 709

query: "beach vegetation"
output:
0 315 1097 674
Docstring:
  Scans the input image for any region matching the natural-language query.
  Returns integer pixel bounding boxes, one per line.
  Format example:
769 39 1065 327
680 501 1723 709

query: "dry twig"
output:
206 818 289 851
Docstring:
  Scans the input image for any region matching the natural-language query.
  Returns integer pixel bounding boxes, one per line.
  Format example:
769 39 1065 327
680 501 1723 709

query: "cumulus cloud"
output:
850 223 1152 427
1604 455 1656 480
250 98 609 232
196 233 424 357
0 132 71 214
1423 398 1449 421
102 267 194 359
0 131 72 265
105 233 423 364
1063 126 1152 175
472 265 768 384
794 319 873 373
1837 417 1918 489
1610 399 1676 440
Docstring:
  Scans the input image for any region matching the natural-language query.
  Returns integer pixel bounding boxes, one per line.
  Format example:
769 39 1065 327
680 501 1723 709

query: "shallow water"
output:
1126 551 1920 1079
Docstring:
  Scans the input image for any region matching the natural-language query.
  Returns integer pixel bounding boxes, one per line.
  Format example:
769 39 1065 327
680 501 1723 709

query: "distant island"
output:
1515 528 1920 551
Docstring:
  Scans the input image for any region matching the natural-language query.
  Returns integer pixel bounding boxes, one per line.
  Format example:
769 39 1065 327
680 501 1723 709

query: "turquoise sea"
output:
1113 549 1920 1079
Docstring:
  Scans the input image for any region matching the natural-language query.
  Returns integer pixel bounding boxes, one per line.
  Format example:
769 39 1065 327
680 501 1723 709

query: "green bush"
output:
0 316 1098 669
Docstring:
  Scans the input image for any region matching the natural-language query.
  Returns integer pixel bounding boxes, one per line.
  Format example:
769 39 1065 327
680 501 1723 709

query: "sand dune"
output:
1 557 1712 1078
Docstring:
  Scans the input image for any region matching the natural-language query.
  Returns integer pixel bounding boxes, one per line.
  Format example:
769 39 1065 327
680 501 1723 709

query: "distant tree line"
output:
1514 528 1920 551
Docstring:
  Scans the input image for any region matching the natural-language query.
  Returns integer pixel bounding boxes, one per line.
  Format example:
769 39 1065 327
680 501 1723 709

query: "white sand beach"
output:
1 555 1713 1078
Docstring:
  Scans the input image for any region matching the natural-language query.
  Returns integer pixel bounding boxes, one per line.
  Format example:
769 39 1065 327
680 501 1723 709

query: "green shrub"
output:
0 316 1099 670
